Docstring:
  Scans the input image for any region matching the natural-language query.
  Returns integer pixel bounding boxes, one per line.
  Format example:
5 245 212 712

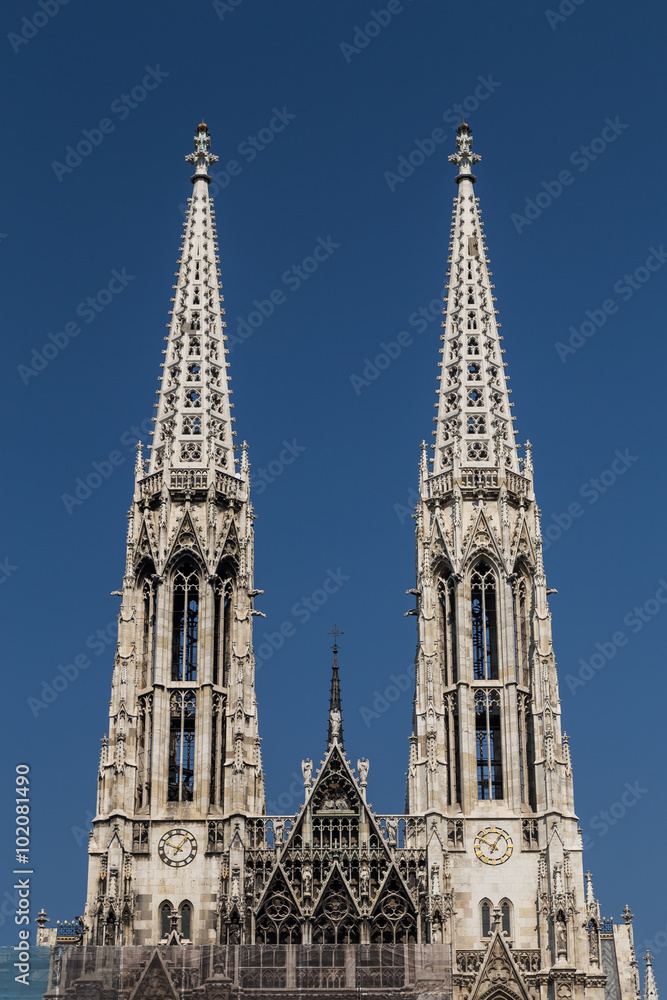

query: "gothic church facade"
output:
38 123 657 1000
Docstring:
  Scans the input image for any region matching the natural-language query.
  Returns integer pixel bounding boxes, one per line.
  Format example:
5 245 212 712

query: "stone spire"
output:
326 625 344 750
645 953 660 1000
149 122 236 478
433 122 519 477
83 123 264 948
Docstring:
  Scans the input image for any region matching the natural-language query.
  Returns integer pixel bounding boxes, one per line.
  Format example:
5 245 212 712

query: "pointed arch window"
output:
180 901 192 940
140 579 156 688
168 691 196 802
501 899 512 937
172 563 199 682
471 561 498 680
475 690 503 799
481 899 492 937
160 901 172 939
209 693 225 807
513 576 531 687
136 694 153 810
439 573 458 686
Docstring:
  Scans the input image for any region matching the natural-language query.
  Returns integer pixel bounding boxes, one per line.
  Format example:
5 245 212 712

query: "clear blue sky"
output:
1 0 665 985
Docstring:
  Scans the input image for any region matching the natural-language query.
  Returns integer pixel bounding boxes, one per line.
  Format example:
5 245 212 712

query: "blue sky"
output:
1 0 665 984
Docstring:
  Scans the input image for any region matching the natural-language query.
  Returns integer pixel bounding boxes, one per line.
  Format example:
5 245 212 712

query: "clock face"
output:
474 826 513 865
158 829 197 867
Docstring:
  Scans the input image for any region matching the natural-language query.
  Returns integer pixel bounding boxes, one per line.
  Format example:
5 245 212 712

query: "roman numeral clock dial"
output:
474 827 513 865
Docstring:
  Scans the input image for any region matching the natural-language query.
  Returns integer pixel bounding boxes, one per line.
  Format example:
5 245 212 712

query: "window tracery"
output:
171 562 199 681
168 690 196 802
439 573 458 686
467 442 489 460
474 690 503 800
467 415 486 435
471 561 498 680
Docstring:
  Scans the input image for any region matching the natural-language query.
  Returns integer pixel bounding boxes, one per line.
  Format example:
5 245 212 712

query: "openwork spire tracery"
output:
149 123 236 477
433 122 518 477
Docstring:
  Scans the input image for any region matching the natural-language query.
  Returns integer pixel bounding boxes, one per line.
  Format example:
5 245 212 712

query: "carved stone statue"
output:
360 867 370 896
556 914 568 957
329 708 341 737
301 757 313 788
302 866 312 897
357 757 369 787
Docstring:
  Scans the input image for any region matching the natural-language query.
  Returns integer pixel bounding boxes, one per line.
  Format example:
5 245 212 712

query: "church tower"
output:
40 122 653 1000
83 123 265 948
404 122 636 1000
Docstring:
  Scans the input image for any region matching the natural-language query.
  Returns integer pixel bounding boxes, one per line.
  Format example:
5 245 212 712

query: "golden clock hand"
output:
489 832 504 851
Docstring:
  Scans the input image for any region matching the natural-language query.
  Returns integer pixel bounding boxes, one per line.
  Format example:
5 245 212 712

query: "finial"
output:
326 626 344 750
645 952 660 1000
448 122 481 183
585 870 594 905
419 441 429 493
185 121 220 184
524 440 534 474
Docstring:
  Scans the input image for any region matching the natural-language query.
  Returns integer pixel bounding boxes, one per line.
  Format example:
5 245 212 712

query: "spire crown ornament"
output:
326 625 344 750
448 121 481 182
185 121 219 182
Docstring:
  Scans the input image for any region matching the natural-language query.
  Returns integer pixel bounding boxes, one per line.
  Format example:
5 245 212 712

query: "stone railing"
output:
513 950 542 974
456 950 485 974
375 815 426 849
426 468 530 499
246 816 296 850
138 469 247 500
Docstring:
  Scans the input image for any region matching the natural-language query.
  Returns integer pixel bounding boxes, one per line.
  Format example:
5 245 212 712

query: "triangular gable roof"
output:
164 509 205 568
469 931 532 1000
462 507 505 569
128 950 179 1000
289 743 391 860
371 864 418 917
312 862 362 918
